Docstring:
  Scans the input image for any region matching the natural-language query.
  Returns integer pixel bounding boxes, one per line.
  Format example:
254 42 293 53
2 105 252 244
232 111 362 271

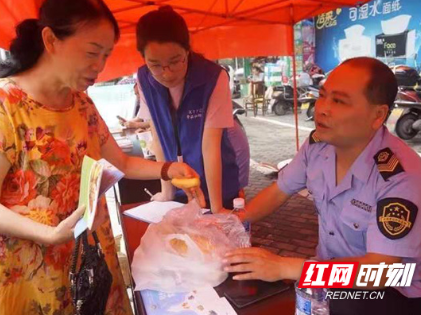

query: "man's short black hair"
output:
342 57 398 111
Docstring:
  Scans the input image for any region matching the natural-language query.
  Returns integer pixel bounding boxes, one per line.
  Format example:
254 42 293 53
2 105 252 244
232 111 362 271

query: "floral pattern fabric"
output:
0 79 132 315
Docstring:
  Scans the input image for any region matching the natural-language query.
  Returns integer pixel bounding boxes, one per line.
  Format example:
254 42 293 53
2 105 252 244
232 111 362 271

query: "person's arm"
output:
226 172 417 285
101 134 195 181
201 71 235 212
242 137 311 222
202 127 224 212
149 120 176 201
0 203 85 245
224 249 401 287
100 130 205 205
137 120 150 129
244 182 290 223
0 153 85 245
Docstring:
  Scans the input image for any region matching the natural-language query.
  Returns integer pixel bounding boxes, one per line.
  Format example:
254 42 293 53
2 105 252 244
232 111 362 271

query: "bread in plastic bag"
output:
131 201 251 292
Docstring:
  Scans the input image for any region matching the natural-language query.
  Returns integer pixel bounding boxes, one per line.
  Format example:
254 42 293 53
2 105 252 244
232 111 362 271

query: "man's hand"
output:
45 205 85 245
223 247 305 282
214 208 248 224
216 208 247 222
167 163 206 207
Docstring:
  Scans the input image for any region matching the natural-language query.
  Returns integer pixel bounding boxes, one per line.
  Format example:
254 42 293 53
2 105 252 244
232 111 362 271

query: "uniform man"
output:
224 57 421 314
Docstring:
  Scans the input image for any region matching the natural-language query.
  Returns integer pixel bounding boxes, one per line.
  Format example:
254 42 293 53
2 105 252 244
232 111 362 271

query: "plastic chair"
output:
243 81 268 117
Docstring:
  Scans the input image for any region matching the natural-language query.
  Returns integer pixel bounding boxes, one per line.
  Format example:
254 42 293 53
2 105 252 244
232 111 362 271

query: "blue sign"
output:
315 0 421 72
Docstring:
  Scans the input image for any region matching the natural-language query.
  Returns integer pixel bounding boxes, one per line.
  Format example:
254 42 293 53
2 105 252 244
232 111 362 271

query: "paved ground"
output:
239 107 421 259
240 111 318 258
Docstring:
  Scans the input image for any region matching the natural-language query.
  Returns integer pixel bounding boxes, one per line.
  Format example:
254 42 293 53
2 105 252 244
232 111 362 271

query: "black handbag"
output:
70 231 113 315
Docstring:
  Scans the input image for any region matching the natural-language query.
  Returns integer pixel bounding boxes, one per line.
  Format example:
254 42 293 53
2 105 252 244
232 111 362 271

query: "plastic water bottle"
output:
233 198 251 234
295 282 329 315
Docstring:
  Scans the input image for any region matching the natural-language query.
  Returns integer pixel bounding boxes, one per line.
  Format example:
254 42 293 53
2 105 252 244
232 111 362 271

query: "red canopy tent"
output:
0 0 370 81
0 0 370 149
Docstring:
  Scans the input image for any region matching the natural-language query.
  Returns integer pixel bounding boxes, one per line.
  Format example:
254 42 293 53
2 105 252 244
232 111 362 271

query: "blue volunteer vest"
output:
137 53 240 201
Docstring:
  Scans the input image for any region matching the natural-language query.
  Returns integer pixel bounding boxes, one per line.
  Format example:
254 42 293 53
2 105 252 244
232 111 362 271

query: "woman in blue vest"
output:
135 6 250 212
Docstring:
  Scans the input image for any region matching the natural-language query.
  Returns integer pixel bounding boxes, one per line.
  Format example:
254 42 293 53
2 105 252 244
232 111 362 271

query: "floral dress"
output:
0 79 132 315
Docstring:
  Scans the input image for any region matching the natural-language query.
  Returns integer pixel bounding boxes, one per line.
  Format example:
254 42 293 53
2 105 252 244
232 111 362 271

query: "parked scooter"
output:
311 73 326 87
302 76 326 121
269 71 325 117
269 85 308 116
394 86 421 140
233 100 246 131
221 64 242 99
298 86 320 121
391 65 421 140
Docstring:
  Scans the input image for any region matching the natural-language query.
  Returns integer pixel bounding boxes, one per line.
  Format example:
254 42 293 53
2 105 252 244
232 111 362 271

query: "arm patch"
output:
377 197 417 239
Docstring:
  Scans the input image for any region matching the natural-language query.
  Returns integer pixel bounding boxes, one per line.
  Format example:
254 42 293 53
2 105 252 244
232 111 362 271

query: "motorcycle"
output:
390 65 421 140
232 100 246 131
232 78 241 99
221 64 242 99
269 72 325 117
311 73 326 87
269 85 308 116
394 86 421 140
298 86 320 121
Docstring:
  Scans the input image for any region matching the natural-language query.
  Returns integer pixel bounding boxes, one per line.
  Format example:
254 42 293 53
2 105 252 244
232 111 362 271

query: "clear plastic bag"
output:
131 201 251 292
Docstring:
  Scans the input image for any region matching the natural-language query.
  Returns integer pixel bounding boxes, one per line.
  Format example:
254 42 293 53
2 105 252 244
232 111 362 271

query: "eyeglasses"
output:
147 56 187 76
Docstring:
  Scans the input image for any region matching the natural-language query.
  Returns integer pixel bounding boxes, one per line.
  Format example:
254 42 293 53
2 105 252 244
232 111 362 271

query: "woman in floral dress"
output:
0 0 203 314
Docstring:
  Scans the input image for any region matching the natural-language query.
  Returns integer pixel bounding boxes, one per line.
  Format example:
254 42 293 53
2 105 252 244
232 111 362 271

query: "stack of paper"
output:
113 135 125 142
124 201 184 223
141 286 237 315
124 201 210 223
109 126 127 134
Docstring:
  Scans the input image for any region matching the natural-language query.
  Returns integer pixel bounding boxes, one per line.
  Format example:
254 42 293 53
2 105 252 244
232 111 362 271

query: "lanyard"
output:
170 106 183 163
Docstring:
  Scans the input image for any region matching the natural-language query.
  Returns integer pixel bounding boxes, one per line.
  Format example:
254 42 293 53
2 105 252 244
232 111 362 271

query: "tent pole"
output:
290 23 299 152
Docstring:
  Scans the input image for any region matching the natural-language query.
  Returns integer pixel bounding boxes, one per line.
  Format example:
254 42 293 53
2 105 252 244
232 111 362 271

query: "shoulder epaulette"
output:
309 130 321 144
374 147 404 181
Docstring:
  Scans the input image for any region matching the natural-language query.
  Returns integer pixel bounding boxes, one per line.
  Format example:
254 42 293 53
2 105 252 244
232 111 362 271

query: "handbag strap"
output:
70 234 82 284
69 230 103 279
81 230 90 249
70 231 101 272
92 231 100 247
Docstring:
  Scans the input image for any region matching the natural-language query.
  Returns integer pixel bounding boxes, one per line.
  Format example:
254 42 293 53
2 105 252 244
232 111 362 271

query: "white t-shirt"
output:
137 71 234 129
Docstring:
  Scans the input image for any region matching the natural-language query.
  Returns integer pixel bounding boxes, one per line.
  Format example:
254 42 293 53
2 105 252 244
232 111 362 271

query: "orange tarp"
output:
0 0 369 81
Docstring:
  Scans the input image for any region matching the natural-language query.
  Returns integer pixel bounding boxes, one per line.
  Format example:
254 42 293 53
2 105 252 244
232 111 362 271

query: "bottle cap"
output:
233 198 245 209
